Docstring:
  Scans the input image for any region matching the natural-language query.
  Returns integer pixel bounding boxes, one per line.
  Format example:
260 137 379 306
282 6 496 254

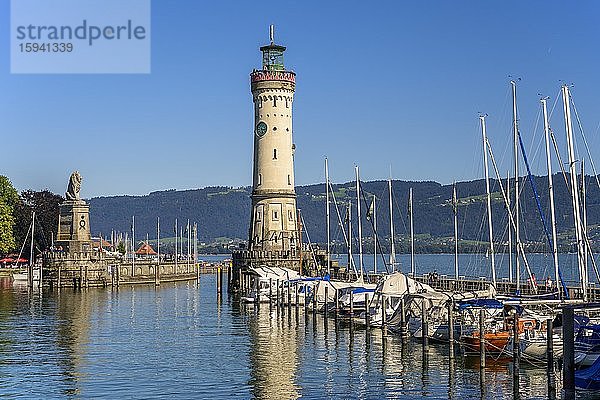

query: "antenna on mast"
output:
269 24 274 44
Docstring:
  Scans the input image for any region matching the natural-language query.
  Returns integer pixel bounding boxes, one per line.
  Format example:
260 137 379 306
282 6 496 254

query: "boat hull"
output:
461 331 510 355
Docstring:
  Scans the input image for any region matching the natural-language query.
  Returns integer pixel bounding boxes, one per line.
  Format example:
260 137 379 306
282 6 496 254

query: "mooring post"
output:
364 293 370 328
155 263 160 287
400 297 407 342
254 280 260 307
276 279 280 307
479 309 486 368
349 290 354 317
563 307 575 399
312 286 317 315
295 282 300 311
448 300 455 360
547 317 556 397
216 267 221 294
219 266 224 294
335 288 340 320
287 283 292 312
422 299 429 348
269 278 273 307
324 286 329 318
513 311 520 397
381 295 387 337
226 264 231 291
304 285 309 313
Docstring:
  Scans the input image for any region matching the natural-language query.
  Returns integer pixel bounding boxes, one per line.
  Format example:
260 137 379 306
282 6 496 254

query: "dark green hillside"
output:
88 174 600 252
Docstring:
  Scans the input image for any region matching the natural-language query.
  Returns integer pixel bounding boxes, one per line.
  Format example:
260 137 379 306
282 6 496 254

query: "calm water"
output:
0 254 580 399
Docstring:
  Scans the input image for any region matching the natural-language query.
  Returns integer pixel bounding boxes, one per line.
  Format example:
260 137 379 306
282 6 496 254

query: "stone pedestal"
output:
56 200 92 253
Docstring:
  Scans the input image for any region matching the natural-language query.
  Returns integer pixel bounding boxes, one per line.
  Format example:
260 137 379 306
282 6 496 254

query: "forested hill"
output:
88 174 600 250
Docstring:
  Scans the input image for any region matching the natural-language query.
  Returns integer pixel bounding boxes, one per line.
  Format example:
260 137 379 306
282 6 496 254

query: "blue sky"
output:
2 1 600 198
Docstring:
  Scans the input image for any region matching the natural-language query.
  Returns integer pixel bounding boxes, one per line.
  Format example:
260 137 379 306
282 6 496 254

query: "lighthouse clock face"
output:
256 121 268 137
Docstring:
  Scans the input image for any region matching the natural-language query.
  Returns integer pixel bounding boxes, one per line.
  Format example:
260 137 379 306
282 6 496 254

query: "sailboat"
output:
12 212 40 285
311 163 377 313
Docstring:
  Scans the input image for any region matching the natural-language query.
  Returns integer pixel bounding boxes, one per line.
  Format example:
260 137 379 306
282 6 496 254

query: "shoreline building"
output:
232 27 304 286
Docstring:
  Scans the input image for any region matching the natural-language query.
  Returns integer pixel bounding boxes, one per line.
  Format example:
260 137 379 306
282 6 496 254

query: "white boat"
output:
12 268 40 283
362 271 437 327
241 266 301 304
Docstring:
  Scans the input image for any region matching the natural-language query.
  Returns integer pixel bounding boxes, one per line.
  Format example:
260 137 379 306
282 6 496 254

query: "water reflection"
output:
0 277 558 399
246 305 300 400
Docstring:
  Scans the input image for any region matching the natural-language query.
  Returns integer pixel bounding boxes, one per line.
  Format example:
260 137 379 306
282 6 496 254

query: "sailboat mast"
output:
355 166 364 280
453 183 459 280
132 215 136 272
194 223 199 282
507 170 513 283
541 98 560 295
409 187 415 276
373 195 377 274
347 201 352 278
511 80 521 292
187 219 191 272
481 114 497 287
581 160 589 290
388 178 396 272
325 158 331 275
175 218 178 272
29 211 35 288
562 84 586 300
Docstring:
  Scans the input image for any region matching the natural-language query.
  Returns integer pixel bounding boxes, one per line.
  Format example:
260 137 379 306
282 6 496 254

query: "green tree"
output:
0 176 19 254
14 190 64 259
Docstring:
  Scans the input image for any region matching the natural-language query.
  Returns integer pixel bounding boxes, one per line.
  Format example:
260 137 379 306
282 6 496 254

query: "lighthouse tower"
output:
248 26 299 256
231 26 304 286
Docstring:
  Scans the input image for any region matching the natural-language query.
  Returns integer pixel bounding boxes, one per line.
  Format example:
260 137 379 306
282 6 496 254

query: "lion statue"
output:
66 171 82 201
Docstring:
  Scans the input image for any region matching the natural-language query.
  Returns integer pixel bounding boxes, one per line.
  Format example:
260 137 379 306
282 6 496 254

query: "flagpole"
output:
175 218 178 273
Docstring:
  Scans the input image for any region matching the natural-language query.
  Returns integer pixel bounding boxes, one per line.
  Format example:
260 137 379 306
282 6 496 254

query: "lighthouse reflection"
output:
247 305 301 399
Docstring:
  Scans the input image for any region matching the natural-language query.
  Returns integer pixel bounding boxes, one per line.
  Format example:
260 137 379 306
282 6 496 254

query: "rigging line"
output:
391 184 408 233
549 128 571 190
528 107 545 175
329 181 358 277
358 180 390 274
300 213 320 273
569 93 600 190
485 135 537 293
548 88 562 120
517 132 563 272
16 218 34 263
